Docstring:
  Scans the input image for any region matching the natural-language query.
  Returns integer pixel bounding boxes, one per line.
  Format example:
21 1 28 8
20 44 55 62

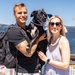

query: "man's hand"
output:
38 33 47 42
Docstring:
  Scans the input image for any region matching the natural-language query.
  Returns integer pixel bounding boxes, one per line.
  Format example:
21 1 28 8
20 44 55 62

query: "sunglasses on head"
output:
49 22 61 26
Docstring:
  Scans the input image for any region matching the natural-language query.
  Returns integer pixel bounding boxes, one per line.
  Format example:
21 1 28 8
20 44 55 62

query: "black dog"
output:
31 9 47 25
26 9 52 70
26 9 52 53
26 9 48 53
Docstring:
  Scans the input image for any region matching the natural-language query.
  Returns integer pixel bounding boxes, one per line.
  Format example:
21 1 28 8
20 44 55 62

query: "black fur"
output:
26 9 52 69
26 9 53 53
26 9 48 53
31 9 47 25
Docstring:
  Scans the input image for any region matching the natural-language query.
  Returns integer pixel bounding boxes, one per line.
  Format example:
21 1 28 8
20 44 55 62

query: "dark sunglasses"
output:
49 22 61 26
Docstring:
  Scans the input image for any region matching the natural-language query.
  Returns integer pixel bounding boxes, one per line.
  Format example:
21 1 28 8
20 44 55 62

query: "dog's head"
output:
31 9 47 25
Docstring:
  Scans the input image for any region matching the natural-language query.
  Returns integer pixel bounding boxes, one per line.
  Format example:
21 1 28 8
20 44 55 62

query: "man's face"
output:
14 7 28 25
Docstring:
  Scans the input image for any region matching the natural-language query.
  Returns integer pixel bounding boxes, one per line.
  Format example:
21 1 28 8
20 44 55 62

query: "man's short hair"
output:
13 3 26 13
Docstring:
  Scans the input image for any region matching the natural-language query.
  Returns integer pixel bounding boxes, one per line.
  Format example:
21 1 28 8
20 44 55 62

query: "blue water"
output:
0 25 75 54
66 27 75 54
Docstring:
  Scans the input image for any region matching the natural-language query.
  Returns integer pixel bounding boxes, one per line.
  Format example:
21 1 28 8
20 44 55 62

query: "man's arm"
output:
16 33 47 57
16 40 38 57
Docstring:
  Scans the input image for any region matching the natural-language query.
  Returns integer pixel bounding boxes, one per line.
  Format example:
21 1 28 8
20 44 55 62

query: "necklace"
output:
51 37 60 46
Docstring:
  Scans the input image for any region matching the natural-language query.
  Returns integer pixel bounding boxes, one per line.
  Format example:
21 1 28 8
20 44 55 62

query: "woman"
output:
38 15 70 75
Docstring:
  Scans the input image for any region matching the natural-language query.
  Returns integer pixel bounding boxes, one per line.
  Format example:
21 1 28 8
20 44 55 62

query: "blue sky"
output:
0 0 75 26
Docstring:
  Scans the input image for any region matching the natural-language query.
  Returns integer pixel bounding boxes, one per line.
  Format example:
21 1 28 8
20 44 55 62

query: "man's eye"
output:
18 12 22 14
18 12 27 14
24 12 27 14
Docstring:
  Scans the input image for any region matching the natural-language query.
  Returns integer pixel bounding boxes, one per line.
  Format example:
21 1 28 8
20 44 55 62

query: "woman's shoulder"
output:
60 36 68 40
59 36 69 44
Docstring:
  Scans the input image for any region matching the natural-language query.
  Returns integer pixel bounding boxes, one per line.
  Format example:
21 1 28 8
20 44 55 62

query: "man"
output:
7 3 44 75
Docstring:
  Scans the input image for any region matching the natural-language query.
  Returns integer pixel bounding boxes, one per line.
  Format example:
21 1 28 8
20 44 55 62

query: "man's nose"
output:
21 12 25 16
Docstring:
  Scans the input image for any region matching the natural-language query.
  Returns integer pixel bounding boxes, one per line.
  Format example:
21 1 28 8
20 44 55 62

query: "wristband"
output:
46 59 50 63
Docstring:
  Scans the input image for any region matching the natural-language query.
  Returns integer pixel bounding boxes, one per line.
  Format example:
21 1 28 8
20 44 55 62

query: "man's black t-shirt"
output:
7 25 38 73
7 24 48 73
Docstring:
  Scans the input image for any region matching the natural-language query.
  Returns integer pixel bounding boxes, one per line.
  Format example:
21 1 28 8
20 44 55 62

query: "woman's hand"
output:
38 51 47 62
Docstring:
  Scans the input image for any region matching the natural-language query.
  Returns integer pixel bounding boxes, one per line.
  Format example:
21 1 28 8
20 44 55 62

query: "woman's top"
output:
44 36 69 75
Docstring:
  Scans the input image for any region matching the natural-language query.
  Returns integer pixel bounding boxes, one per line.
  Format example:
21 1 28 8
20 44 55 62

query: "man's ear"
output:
13 13 16 18
31 11 37 17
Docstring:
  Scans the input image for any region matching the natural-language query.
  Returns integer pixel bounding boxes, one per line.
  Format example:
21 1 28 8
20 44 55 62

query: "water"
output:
66 27 75 54
0 25 75 54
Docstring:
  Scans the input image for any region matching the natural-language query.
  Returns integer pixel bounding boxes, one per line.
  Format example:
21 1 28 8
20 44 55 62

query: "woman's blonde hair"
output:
47 15 65 42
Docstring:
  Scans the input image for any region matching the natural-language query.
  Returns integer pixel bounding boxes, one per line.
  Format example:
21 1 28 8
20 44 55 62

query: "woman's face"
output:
49 17 62 35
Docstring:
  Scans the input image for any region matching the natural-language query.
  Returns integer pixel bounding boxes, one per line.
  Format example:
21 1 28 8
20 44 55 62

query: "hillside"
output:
0 24 9 32
0 24 75 32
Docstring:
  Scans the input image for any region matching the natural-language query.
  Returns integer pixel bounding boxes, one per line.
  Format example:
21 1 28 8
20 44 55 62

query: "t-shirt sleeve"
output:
7 27 26 46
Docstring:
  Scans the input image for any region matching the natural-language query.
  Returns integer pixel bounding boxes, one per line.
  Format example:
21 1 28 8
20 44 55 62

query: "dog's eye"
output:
40 12 43 14
35 30 37 33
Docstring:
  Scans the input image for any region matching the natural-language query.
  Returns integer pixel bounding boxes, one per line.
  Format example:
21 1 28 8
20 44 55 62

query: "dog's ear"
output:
42 9 47 17
42 9 45 12
47 14 53 18
31 11 37 17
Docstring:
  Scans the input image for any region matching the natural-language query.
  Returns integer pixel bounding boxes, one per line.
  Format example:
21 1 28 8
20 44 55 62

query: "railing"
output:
0 54 75 75
70 54 75 61
70 54 75 69
70 54 75 75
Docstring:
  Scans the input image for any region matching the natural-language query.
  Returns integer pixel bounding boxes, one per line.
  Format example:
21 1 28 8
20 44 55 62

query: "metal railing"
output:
70 54 75 75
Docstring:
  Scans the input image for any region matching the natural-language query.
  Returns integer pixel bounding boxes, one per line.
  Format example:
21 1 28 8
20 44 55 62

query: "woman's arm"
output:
38 36 70 70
